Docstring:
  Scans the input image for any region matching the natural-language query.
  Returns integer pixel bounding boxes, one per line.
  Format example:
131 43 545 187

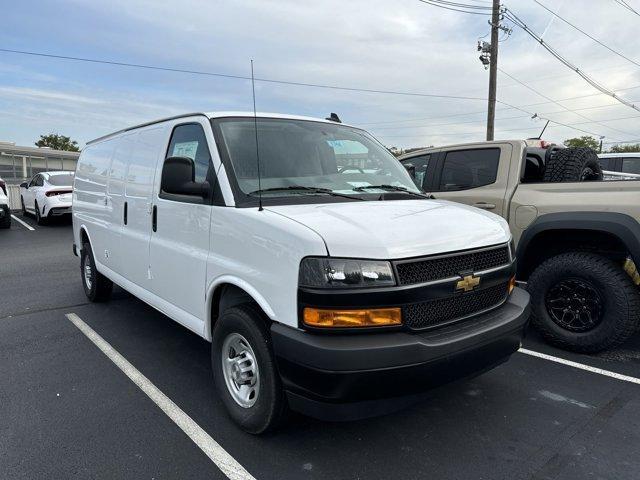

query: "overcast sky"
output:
2 0 640 149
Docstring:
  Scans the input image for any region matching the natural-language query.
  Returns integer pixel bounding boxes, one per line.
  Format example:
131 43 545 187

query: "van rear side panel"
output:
73 140 115 261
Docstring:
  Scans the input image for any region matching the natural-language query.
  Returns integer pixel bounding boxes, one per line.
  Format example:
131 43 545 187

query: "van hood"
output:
266 199 510 259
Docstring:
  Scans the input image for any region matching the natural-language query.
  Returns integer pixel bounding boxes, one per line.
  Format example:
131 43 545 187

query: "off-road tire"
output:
81 241 113 302
543 147 603 183
34 201 47 225
212 304 286 434
527 252 640 352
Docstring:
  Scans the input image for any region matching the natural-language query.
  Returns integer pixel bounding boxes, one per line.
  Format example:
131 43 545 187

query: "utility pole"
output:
486 0 500 141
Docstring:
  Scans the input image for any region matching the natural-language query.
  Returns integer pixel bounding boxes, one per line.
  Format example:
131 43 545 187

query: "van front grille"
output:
395 246 510 286
402 282 509 330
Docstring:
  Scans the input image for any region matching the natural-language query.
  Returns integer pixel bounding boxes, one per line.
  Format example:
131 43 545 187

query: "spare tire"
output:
543 147 603 182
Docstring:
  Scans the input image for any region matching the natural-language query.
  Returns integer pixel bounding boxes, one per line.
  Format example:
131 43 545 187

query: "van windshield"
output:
214 118 422 202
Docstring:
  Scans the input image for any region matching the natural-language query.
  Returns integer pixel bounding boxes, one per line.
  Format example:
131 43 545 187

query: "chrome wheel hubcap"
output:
221 333 259 408
83 260 93 290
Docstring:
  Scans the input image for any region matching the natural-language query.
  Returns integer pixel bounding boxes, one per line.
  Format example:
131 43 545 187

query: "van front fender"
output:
204 275 276 341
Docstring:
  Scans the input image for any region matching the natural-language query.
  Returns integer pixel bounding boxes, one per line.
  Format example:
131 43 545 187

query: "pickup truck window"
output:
214 117 420 203
401 154 430 189
622 157 640 174
437 148 499 191
598 157 616 171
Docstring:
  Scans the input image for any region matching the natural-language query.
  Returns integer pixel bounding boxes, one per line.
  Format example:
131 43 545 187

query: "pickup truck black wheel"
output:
527 252 640 352
81 242 113 302
212 304 286 434
543 147 603 183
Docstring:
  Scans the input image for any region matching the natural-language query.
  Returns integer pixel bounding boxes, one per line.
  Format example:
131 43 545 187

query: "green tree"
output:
35 133 80 152
563 136 599 150
608 143 640 153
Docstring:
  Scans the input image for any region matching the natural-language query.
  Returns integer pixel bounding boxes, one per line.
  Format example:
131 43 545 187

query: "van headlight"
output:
299 257 396 289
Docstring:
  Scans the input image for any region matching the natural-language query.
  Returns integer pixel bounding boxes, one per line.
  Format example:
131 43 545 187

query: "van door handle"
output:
152 205 157 232
473 202 496 210
123 202 128 225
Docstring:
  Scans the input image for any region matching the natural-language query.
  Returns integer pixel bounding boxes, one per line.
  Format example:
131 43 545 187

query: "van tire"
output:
543 147 603 183
527 252 640 352
81 241 113 302
212 305 286 434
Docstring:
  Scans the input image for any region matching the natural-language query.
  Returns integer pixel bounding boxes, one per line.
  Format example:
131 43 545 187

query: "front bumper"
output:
271 287 530 420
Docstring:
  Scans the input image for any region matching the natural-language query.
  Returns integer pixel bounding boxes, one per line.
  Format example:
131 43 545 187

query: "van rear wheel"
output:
81 242 113 302
212 305 286 434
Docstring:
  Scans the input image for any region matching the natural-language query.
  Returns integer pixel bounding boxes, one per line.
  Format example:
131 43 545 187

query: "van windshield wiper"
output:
352 184 431 198
248 185 364 201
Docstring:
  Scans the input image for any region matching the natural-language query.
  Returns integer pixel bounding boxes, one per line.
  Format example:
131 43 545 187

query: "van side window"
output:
166 124 212 183
437 148 500 191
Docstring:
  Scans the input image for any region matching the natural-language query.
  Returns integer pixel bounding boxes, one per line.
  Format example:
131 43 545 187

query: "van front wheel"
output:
81 242 113 302
212 305 286 434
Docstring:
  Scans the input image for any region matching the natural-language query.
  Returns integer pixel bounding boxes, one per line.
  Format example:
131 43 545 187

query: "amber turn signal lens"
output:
508 275 517 294
303 307 402 328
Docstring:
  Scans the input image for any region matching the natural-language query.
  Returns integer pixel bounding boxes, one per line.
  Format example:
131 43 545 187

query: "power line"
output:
0 46 628 141
498 67 637 137
417 0 492 15
614 0 640 16
533 0 640 69
504 7 640 114
380 124 542 138
422 0 491 9
359 85 640 127
0 47 488 102
369 113 530 130
371 112 640 134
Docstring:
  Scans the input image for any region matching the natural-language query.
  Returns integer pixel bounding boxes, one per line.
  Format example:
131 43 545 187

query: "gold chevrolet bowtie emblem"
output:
456 274 480 292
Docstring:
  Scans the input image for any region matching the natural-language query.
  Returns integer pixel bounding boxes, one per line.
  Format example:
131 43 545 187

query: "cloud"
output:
2 0 640 147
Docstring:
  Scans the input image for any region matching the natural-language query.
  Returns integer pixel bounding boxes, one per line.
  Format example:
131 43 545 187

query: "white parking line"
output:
11 214 35 231
65 313 255 480
519 348 640 385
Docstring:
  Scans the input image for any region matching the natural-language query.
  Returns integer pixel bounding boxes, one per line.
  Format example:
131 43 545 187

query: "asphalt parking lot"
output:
1 214 640 480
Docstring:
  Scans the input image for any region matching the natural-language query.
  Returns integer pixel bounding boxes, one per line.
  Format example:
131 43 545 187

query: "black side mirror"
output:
20 182 28 188
161 156 210 198
403 163 416 178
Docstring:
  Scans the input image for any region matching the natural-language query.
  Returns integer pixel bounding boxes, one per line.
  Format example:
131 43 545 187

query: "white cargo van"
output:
72 112 530 433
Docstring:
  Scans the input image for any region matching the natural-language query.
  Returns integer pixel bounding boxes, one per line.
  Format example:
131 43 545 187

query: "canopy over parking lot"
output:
0 141 79 185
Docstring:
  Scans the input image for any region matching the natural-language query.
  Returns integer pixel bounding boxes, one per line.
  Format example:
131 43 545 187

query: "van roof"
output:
86 111 350 146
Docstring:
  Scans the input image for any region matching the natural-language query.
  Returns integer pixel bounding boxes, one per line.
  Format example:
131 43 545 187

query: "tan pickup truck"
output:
399 140 640 352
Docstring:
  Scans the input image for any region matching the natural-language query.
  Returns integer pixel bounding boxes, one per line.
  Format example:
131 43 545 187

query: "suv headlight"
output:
299 257 396 289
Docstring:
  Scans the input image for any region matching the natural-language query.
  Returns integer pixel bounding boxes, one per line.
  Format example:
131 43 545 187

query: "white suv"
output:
72 112 530 433
20 171 74 224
